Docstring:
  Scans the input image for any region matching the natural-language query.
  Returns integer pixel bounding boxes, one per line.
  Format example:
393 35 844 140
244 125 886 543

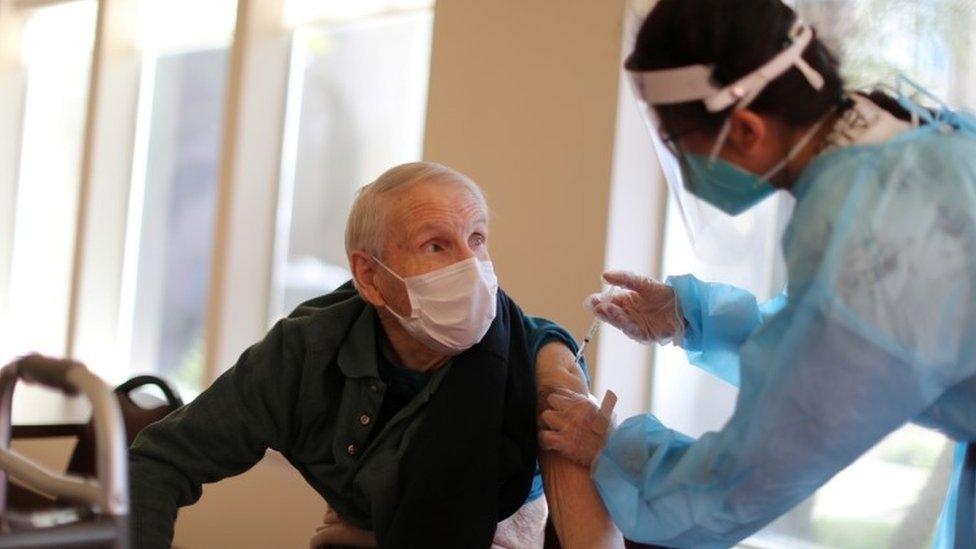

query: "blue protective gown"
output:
593 107 976 547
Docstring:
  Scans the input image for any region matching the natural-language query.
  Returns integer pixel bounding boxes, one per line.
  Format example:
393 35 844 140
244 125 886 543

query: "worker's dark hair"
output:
625 0 846 133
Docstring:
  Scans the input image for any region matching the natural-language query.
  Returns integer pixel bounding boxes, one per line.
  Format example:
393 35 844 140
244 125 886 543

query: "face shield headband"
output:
631 21 824 119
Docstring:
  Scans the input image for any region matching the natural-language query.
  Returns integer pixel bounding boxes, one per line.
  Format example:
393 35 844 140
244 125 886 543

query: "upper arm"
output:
535 341 588 396
522 315 590 398
529 321 624 548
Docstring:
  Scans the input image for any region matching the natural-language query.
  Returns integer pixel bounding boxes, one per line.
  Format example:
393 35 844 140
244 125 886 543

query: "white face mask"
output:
372 256 499 356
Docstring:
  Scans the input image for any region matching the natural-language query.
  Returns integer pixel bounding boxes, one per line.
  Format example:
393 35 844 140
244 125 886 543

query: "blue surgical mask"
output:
683 155 777 215
681 109 835 216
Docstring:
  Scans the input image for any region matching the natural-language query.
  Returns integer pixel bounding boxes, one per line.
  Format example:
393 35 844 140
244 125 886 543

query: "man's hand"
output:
539 388 616 469
309 506 377 548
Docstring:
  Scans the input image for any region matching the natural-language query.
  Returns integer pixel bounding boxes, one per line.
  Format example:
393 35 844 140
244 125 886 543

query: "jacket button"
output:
369 384 379 393
359 414 371 426
347 443 358 456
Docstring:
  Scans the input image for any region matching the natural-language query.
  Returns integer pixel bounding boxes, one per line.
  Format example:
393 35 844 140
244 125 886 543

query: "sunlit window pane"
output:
2 0 96 361
119 0 237 391
796 0 976 105
136 0 237 53
270 10 433 318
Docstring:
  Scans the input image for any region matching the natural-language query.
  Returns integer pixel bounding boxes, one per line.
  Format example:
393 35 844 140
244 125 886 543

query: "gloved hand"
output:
585 270 685 345
539 388 617 469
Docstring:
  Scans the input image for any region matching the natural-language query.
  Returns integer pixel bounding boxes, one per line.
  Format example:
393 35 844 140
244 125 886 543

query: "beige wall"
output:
173 452 324 548
424 1 626 370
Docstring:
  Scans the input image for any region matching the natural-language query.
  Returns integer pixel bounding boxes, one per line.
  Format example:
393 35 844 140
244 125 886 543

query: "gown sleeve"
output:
669 273 786 387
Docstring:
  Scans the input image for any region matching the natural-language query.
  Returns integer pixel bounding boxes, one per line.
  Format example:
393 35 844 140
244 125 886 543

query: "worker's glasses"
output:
659 124 710 157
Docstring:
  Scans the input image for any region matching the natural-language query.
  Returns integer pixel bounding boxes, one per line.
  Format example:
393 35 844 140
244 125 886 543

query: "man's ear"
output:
726 109 767 155
349 251 386 308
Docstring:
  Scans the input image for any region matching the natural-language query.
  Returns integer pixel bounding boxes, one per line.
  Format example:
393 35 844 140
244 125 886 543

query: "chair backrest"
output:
65 376 183 478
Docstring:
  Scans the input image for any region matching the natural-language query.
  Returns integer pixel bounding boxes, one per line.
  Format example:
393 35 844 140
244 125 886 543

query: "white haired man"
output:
129 162 624 548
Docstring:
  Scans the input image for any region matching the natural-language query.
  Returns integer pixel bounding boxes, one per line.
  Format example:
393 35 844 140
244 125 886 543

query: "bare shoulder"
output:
534 341 588 395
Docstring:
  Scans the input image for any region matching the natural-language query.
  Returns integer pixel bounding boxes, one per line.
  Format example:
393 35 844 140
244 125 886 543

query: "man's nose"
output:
453 245 477 263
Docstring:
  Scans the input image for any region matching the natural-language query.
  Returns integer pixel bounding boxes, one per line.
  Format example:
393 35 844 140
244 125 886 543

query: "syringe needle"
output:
573 318 601 366
573 286 616 366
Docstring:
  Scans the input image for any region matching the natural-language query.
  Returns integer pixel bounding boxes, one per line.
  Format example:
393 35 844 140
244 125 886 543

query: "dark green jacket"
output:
129 285 581 548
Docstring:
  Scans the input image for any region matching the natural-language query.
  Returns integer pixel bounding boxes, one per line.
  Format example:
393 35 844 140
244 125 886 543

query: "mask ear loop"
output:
758 106 837 181
371 256 420 319
371 255 405 282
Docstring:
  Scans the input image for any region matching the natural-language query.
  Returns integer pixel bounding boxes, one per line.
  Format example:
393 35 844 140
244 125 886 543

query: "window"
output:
120 0 238 392
0 0 98 424
798 0 975 103
1 0 97 360
269 4 434 318
602 1 976 547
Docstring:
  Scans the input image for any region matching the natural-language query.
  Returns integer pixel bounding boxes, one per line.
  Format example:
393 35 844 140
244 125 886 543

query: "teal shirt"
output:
128 289 584 549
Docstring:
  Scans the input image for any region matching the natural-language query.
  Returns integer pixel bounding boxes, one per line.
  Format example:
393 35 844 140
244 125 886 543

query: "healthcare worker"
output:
538 0 976 547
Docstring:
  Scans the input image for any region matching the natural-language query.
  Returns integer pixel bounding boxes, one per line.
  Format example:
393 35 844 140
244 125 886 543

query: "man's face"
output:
372 178 490 317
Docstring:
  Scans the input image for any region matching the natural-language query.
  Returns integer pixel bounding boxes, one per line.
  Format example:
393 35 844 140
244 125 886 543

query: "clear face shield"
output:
627 21 826 263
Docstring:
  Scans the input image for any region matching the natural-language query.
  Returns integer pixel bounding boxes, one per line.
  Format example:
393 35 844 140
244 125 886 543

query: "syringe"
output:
571 286 620 427
572 317 601 367
572 286 616 367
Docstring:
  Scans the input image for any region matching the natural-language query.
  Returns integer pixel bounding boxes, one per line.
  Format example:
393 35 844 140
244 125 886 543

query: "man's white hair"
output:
345 161 488 258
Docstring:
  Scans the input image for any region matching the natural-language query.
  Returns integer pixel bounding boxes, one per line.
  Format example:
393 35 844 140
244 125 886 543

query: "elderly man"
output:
128 162 623 548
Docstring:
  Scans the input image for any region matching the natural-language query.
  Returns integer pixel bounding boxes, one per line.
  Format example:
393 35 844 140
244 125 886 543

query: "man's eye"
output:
471 235 486 247
424 242 444 253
